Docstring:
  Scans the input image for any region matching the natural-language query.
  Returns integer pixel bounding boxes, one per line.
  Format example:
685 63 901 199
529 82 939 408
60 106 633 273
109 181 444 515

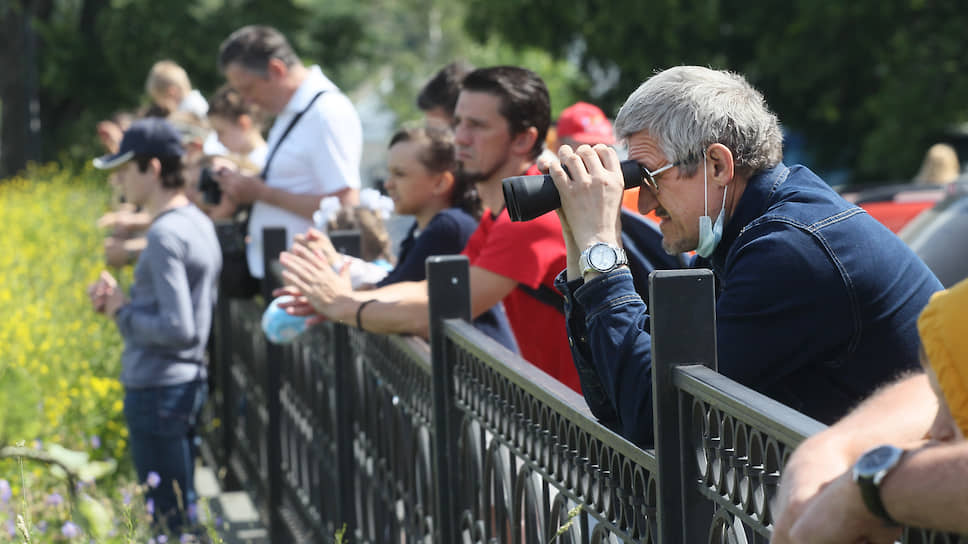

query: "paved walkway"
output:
195 466 269 544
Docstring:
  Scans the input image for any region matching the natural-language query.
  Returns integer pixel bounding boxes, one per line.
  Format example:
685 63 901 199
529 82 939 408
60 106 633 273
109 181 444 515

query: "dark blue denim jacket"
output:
556 164 942 448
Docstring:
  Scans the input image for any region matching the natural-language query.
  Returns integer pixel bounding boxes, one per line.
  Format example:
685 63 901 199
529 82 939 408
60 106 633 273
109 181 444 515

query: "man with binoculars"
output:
545 66 941 448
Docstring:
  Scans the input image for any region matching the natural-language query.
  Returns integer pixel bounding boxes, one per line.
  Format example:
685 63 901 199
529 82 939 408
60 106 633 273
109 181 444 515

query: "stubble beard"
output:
456 148 512 186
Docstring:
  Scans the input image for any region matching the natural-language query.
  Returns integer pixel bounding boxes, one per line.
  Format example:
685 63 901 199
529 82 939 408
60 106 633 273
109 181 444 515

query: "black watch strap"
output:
857 477 900 526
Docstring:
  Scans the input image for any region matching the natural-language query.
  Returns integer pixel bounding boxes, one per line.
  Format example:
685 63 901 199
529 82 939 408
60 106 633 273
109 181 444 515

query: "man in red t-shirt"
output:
277 66 579 392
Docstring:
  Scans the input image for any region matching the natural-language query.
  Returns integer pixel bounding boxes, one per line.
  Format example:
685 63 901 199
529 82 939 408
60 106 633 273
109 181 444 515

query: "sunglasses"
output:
638 161 677 192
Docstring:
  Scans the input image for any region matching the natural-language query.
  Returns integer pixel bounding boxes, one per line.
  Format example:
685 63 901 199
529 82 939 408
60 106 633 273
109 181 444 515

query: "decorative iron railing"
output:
199 227 966 543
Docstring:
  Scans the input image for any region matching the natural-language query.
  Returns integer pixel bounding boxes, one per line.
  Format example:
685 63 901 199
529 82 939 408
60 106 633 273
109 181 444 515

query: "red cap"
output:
556 102 614 145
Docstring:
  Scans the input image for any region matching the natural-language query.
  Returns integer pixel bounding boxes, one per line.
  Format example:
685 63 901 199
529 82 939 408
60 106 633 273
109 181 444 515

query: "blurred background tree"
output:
3 0 968 182
464 0 968 182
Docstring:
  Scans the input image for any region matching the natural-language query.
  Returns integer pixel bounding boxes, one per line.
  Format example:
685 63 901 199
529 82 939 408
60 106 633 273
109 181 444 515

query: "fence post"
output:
328 229 362 259
213 296 238 489
650 269 717 544
427 255 471 544
332 230 361 532
263 227 288 542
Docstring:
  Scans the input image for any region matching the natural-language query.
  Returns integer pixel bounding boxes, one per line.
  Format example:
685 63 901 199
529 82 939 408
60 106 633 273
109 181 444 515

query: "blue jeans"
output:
124 380 207 534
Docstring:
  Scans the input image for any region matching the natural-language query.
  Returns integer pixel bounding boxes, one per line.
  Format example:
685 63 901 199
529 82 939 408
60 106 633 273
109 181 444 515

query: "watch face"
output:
588 244 618 270
855 445 904 477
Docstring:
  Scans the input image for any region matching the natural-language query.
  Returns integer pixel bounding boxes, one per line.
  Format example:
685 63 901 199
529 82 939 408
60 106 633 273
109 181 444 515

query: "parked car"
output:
839 182 948 233
899 181 968 288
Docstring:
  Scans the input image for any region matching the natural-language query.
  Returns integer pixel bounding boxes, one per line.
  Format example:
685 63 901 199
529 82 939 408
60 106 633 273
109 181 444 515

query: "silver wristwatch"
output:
579 242 628 276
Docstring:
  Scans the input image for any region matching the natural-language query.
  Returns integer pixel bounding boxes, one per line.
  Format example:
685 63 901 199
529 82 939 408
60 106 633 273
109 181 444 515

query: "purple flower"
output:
37 520 47 533
45 492 64 507
157 535 168 543
61 521 81 538
90 435 101 449
0 479 11 502
146 471 161 489
33 439 42 450
5 519 15 538
146 498 155 515
122 490 132 506
180 534 193 543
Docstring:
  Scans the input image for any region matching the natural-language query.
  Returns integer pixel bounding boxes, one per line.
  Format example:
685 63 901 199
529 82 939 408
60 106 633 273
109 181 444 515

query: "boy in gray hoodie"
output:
88 117 221 535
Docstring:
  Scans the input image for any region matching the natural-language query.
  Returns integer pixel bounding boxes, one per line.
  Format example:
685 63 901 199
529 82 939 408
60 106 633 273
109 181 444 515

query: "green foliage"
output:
279 0 588 123
20 0 968 180
464 0 968 181
20 0 588 172
29 0 312 167
0 164 128 462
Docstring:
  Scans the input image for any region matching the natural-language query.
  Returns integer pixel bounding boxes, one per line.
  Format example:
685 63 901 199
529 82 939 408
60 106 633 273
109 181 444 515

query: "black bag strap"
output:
260 90 326 180
518 282 565 315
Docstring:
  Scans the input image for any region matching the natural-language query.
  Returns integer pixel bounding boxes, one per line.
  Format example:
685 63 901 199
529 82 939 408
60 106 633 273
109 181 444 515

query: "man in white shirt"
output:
215 25 362 278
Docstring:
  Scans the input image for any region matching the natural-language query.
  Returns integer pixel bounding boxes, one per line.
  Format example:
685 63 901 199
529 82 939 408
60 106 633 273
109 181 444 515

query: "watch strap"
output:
857 478 900 526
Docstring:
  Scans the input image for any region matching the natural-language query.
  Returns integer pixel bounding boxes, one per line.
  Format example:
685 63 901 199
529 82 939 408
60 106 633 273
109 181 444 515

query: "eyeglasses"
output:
638 162 677 192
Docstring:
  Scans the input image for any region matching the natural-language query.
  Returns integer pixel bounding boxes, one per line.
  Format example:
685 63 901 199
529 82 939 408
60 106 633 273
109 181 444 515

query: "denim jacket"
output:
557 164 942 448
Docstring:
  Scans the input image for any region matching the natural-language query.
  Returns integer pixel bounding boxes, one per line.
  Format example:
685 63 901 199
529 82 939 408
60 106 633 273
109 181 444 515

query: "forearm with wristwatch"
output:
852 444 906 527
853 441 968 533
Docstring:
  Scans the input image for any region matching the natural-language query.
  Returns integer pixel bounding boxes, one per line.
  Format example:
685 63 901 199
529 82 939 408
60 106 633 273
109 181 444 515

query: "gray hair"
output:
614 66 783 176
218 25 300 76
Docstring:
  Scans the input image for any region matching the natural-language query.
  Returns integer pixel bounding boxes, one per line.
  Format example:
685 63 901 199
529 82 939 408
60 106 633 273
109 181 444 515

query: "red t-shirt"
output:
462 172 579 392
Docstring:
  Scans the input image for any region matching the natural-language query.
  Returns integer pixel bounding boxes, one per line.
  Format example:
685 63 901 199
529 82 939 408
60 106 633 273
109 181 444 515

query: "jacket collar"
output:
710 163 790 270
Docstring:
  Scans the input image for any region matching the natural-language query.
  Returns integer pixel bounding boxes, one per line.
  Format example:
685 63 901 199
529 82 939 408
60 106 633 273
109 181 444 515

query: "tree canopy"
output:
465 0 968 181
3 0 968 182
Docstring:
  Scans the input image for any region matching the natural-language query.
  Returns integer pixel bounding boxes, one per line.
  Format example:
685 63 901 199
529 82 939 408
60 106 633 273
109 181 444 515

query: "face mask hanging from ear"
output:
695 151 728 258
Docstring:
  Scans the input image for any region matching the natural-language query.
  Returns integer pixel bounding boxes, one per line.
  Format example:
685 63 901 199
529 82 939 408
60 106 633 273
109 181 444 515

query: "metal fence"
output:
200 228 966 543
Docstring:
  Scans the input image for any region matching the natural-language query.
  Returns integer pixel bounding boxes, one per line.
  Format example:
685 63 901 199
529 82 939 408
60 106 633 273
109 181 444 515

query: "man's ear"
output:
266 58 288 81
510 126 539 158
707 143 735 187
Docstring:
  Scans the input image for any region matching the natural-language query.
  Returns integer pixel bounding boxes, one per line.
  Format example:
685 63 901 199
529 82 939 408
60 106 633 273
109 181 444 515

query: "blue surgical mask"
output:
696 153 728 258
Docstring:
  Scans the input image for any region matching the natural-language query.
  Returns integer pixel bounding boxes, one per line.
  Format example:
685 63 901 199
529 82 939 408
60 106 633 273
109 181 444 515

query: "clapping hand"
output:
276 243 355 325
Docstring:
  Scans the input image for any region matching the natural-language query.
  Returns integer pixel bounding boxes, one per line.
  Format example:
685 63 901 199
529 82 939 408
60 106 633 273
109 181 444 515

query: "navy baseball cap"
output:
93 117 185 170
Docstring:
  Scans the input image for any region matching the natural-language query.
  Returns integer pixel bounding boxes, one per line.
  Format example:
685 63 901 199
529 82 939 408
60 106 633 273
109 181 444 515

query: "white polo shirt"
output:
247 65 362 277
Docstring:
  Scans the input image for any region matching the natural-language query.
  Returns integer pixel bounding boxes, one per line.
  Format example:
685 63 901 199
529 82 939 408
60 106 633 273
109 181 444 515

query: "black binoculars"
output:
502 159 646 221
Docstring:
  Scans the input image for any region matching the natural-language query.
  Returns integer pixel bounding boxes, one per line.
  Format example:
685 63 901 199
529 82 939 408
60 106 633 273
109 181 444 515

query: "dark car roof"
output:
900 182 968 288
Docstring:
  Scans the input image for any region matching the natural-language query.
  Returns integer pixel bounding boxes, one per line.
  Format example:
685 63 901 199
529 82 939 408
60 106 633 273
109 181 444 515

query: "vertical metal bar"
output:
317 228 360 533
650 269 716 544
263 227 288 542
328 229 362 259
333 321 357 531
215 297 239 489
23 7 41 163
427 255 471 543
